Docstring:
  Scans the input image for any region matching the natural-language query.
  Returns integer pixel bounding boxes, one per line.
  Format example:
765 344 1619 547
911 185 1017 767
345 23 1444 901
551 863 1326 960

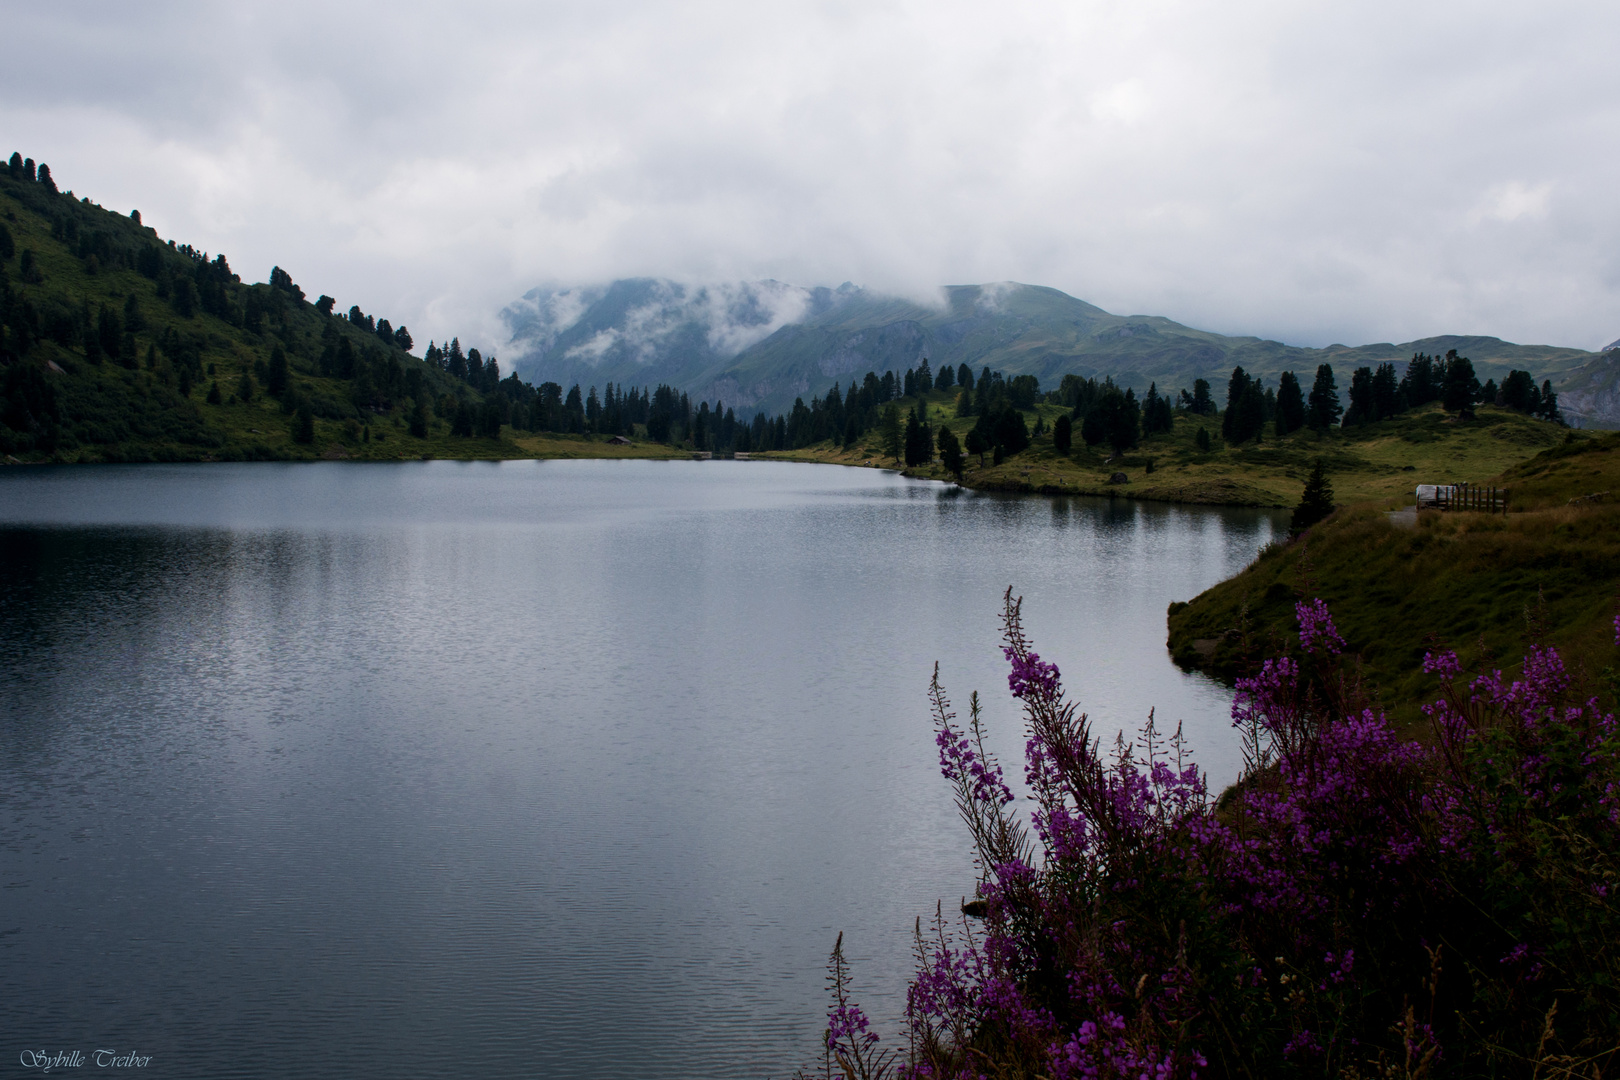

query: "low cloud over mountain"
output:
505 279 1608 422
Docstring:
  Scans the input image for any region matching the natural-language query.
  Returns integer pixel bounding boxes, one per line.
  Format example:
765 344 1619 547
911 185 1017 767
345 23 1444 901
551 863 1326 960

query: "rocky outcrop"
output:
1557 353 1620 429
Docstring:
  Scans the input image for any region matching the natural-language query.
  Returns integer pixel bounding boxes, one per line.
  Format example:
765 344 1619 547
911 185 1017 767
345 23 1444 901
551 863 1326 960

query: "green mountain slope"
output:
508 278 1599 418
0 155 511 462
701 284 1598 413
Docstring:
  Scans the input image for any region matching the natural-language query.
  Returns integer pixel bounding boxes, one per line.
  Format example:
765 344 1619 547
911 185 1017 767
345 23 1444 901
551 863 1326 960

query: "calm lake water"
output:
0 460 1282 1079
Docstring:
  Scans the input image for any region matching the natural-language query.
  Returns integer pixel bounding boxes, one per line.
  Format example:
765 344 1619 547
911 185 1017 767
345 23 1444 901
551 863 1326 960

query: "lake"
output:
0 460 1282 1079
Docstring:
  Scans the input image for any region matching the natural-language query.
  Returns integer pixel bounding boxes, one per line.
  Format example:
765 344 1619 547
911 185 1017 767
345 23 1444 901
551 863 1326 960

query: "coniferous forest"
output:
0 149 1570 477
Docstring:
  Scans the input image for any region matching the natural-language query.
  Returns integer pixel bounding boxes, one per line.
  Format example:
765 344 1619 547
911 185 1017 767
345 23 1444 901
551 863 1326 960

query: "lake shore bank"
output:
1164 430 1620 731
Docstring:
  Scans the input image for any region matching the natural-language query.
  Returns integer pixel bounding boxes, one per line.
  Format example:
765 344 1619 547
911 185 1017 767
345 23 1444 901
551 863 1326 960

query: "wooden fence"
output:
1436 483 1509 514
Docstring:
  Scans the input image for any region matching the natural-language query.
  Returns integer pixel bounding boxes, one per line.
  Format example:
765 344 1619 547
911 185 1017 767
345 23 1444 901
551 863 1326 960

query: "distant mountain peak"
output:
501 277 1600 417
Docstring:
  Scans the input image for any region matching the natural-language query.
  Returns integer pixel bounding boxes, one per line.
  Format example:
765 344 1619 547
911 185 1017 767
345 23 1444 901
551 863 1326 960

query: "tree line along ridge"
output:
0 149 1567 465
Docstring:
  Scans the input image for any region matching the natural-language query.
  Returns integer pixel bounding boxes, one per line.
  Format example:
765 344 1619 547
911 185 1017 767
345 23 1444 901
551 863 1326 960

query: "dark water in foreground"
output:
0 460 1282 1079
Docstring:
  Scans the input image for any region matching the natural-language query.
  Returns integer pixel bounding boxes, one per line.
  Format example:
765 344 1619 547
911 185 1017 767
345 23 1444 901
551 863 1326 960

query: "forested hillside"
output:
0 152 1593 471
0 153 484 460
0 153 708 462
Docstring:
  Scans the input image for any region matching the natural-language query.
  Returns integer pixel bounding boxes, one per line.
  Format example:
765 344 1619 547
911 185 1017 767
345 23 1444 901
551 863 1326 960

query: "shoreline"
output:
3 442 1293 510
752 446 1292 508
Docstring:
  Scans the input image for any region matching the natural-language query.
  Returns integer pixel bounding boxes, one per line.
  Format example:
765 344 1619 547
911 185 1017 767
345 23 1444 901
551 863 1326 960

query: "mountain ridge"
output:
504 278 1614 424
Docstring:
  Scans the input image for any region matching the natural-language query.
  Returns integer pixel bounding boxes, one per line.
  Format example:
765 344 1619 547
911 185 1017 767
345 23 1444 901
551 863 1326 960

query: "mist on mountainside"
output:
503 279 1613 423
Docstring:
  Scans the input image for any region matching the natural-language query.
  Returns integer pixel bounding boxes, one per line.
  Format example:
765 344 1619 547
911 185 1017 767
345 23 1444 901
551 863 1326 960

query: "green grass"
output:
761 390 1581 509
1162 431 1620 732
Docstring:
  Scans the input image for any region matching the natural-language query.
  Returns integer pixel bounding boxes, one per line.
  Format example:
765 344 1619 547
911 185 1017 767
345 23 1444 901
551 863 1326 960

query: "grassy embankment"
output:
0 168 686 464
1164 430 1620 732
759 387 1581 507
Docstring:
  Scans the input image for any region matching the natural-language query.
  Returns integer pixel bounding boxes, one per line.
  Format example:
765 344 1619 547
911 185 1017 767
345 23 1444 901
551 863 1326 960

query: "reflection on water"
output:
0 461 1281 1079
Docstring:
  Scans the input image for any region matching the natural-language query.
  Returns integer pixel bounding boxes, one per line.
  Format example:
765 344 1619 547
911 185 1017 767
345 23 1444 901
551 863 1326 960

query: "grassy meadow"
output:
761 387 1582 508
1164 430 1620 732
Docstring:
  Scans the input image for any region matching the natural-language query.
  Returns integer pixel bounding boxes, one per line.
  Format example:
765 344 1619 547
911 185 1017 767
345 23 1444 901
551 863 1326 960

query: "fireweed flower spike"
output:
808 591 1620 1079
1295 597 1346 656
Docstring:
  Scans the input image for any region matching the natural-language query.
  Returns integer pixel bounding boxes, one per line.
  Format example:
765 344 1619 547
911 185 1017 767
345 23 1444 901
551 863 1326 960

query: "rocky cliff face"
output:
1557 352 1620 429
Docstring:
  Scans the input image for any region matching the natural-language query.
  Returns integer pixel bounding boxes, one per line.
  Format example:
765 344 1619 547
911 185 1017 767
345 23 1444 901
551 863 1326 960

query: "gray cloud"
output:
4 0 1618 352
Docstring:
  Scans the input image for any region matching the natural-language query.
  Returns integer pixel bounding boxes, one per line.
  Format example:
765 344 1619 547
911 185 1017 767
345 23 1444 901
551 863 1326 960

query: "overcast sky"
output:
3 0 1617 353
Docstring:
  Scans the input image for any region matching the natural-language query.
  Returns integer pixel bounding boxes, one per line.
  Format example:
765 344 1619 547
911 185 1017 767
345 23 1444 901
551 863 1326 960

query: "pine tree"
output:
1291 458 1335 534
1052 413 1072 453
1222 367 1250 442
1275 372 1305 435
477 400 502 439
1306 365 1342 430
964 427 988 465
1372 362 1401 419
880 403 903 463
938 425 964 481
1400 353 1439 406
293 402 315 444
1499 370 1537 413
266 345 289 398
1190 378 1213 416
1441 350 1479 419
1345 366 1374 425
123 292 144 332
1539 380 1561 424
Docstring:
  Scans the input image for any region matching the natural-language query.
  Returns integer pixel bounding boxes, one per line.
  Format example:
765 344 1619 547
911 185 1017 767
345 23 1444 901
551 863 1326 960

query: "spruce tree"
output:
1440 350 1479 419
880 403 903 463
1306 364 1342 430
266 345 289 398
1190 378 1213 416
1400 353 1438 406
938 425 964 481
1500 370 1536 412
1290 458 1335 534
965 427 988 465
1222 367 1250 441
1275 372 1305 435
1345 366 1374 425
293 402 315 444
1372 362 1401 419
1052 413 1072 453
1539 380 1560 423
